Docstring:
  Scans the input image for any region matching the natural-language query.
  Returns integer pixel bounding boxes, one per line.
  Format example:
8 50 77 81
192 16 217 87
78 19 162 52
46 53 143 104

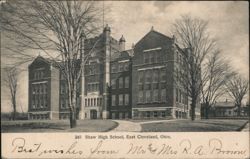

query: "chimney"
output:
119 35 126 51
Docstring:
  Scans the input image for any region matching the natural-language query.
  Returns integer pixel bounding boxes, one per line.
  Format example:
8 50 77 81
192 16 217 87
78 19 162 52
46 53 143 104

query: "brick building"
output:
28 56 60 120
28 25 199 120
131 27 191 119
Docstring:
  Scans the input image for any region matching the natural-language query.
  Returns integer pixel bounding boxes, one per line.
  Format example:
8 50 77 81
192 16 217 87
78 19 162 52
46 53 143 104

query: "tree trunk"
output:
237 104 241 117
12 97 17 120
69 86 78 128
205 102 209 119
191 98 197 121
70 108 77 128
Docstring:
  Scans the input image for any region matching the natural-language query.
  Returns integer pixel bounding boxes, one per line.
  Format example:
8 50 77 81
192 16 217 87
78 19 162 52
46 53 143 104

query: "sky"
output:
1 1 249 112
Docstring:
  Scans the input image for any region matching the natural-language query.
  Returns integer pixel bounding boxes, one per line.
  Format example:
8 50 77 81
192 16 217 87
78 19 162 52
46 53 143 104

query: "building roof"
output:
135 29 173 48
214 101 235 108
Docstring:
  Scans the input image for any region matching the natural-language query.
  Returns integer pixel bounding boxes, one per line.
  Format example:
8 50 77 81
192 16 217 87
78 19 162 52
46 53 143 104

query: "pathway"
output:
241 122 249 132
110 119 180 132
110 120 141 132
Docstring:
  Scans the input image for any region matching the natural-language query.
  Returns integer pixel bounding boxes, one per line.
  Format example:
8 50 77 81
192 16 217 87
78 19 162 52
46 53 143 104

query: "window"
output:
138 71 144 84
119 113 123 119
32 98 35 108
138 91 143 103
161 89 166 102
145 90 151 103
40 97 44 108
153 89 159 102
176 89 178 102
119 77 123 88
119 64 123 72
44 84 47 94
61 83 65 94
61 100 65 108
40 71 44 78
161 111 166 117
36 85 39 94
153 69 159 82
111 79 116 89
44 96 48 107
156 52 161 63
150 53 155 63
124 62 129 71
160 68 166 82
119 94 123 106
154 111 158 117
111 64 116 73
65 99 68 108
112 95 116 106
124 94 129 105
146 111 150 118
40 84 43 94
32 86 36 94
145 70 151 83
178 89 181 103
144 53 149 63
85 99 87 107
94 98 96 106
125 76 129 88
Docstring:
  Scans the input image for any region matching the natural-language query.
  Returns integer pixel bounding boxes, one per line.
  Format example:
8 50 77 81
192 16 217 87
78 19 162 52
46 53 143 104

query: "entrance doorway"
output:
90 110 97 119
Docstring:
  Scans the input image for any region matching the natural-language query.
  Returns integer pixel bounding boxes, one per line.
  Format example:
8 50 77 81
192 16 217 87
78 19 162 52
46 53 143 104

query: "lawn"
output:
141 119 248 132
1 119 118 132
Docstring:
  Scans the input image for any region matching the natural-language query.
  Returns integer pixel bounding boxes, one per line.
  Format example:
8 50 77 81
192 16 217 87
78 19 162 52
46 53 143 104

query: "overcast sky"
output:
1 1 249 112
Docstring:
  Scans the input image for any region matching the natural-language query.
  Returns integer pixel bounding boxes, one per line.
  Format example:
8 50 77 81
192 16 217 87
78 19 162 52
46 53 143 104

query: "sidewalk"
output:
138 119 181 124
110 120 141 132
241 122 249 132
110 119 180 132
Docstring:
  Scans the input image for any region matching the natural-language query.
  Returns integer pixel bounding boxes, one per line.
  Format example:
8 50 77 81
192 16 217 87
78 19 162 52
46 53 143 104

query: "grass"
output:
1 119 118 132
141 119 248 132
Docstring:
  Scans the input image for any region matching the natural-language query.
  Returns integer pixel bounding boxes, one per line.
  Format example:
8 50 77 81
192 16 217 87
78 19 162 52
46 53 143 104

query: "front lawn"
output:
1 119 118 132
141 119 248 132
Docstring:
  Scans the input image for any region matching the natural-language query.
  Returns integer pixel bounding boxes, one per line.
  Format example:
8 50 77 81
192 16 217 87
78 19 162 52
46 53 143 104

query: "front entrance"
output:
90 110 97 119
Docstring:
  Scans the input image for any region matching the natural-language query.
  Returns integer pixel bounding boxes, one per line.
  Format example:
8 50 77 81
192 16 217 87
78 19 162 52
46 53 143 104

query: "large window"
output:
119 64 123 72
138 71 144 84
161 89 166 102
144 53 150 63
160 68 166 82
111 79 116 89
150 53 155 63
153 69 159 82
112 95 116 106
145 90 151 103
124 62 129 71
119 77 123 88
124 94 129 105
88 83 99 92
111 64 116 73
119 94 123 106
125 76 129 88
138 91 143 103
153 89 159 102
145 70 151 83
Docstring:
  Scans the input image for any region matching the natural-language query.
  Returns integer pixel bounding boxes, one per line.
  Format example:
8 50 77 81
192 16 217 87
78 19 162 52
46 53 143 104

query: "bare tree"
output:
3 67 19 120
172 15 216 120
201 51 234 119
225 74 249 116
1 1 103 128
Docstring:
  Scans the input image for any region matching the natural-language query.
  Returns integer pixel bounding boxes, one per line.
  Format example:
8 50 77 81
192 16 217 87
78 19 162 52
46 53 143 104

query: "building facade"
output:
28 56 60 120
28 25 198 120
